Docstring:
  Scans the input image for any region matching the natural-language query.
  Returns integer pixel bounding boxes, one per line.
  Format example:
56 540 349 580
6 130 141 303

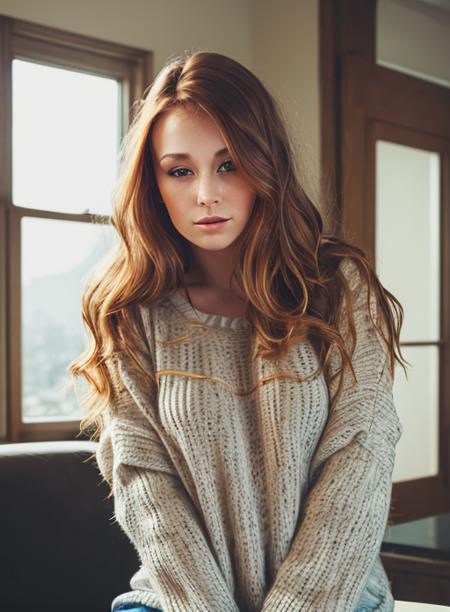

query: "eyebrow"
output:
159 147 229 163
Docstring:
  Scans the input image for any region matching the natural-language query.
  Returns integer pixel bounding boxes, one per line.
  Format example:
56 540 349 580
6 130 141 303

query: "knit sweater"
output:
89 257 402 612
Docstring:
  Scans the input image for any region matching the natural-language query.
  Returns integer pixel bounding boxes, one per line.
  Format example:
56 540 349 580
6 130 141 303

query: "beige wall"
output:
0 0 323 211
0 0 253 74
251 0 321 208
377 0 450 87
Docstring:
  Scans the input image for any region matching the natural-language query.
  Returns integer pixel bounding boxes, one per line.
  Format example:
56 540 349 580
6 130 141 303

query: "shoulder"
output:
335 257 378 319
332 256 384 340
336 256 367 293
109 302 156 371
126 302 155 356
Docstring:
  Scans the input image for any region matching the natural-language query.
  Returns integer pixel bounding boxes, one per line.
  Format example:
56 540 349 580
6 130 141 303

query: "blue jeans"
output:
112 597 382 612
354 582 389 611
111 590 383 612
113 592 383 612
112 605 162 612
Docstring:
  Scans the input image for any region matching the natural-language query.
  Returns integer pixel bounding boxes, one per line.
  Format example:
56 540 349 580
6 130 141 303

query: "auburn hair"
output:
67 50 408 482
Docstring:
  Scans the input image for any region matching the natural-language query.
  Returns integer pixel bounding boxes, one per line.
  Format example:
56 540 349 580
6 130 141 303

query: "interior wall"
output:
377 0 450 87
0 0 253 75
251 0 322 210
0 0 323 215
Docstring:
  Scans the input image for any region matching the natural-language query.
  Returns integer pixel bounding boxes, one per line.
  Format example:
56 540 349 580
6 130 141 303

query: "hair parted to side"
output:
68 49 409 457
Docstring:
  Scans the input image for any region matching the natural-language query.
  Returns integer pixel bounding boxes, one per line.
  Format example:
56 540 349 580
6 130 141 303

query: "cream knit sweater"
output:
91 257 402 612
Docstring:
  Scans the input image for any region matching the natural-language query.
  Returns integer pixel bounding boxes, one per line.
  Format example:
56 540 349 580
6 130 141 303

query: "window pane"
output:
12 59 120 215
21 217 116 421
375 141 440 342
392 345 439 483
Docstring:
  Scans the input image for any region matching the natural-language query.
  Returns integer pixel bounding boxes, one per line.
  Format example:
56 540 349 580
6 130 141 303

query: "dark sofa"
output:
0 440 139 612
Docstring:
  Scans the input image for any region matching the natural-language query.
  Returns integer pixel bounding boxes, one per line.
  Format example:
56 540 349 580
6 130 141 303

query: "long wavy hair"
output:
68 51 408 500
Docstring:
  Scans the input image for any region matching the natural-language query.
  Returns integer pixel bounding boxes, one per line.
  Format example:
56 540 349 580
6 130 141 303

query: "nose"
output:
196 175 222 207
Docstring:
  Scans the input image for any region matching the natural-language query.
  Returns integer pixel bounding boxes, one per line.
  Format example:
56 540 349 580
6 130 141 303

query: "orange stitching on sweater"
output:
155 367 322 397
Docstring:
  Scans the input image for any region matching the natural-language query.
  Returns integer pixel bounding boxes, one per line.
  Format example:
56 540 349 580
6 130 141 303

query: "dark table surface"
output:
382 513 450 561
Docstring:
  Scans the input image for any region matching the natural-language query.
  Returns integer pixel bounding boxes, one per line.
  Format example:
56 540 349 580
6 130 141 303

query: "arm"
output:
261 258 403 612
94 347 240 612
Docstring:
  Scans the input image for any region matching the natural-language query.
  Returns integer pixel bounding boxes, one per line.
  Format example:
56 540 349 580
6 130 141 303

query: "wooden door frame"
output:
319 0 376 235
320 0 450 523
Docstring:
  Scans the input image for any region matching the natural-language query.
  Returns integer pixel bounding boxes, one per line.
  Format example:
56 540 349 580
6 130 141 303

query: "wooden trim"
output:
392 476 450 523
0 17 12 442
400 341 445 347
441 147 450 490
337 0 376 60
319 0 339 232
0 18 12 201
12 17 151 61
14 35 134 78
342 55 450 138
382 550 450 606
0 206 6 441
8 203 20 441
319 0 376 233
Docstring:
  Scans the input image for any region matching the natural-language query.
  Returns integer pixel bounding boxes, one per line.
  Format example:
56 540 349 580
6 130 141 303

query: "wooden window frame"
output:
0 15 153 443
320 0 450 523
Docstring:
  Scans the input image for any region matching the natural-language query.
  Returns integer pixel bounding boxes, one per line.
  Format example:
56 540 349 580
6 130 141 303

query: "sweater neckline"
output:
168 289 249 331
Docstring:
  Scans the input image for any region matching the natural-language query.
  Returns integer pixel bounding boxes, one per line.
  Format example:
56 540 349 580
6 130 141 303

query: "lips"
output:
195 216 229 224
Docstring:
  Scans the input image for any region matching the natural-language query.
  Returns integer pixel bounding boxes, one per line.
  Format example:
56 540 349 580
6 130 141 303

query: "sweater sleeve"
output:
94 346 240 612
260 257 403 612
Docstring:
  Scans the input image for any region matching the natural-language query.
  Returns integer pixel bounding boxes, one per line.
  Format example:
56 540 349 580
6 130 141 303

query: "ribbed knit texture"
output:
90 257 402 612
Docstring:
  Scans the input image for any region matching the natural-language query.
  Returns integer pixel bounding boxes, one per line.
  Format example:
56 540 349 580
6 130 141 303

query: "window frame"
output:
0 15 153 442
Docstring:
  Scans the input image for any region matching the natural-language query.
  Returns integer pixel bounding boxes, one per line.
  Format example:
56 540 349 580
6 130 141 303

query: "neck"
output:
186 245 244 298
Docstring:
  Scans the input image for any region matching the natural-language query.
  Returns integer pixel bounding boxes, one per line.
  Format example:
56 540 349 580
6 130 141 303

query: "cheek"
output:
156 174 174 200
233 178 256 209
165 201 185 225
243 192 257 217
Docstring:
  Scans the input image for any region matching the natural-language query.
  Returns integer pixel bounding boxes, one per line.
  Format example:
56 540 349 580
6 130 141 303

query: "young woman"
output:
70 50 407 612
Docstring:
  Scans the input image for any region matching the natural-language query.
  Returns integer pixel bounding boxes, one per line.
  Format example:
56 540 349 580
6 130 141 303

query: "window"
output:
0 16 152 442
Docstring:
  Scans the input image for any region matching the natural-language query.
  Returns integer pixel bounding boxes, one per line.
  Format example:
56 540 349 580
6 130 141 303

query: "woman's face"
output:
151 105 256 253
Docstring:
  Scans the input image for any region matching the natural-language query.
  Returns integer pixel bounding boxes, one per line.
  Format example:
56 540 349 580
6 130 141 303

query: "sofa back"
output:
0 440 139 612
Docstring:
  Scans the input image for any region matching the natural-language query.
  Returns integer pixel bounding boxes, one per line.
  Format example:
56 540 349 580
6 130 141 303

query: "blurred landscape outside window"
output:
13 59 119 420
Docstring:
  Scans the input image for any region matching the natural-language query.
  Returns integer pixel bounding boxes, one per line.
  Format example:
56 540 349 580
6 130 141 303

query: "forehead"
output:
151 105 225 156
